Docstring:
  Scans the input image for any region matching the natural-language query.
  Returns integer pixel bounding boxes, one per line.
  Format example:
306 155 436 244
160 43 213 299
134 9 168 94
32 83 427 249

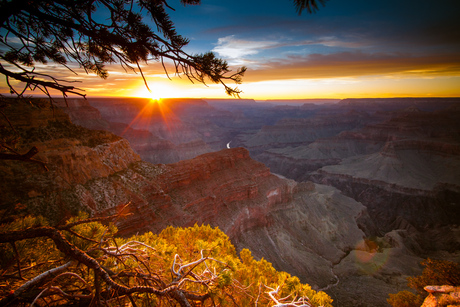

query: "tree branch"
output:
0 146 49 171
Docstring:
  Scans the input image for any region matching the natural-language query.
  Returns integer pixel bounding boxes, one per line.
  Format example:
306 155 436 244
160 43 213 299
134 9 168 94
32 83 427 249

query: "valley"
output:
1 97 459 306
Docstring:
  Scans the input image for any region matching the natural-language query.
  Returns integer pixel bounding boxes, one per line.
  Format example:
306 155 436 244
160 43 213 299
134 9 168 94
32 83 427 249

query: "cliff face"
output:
309 107 460 239
237 110 374 154
254 102 460 182
0 100 401 307
54 98 212 164
250 103 460 243
5 98 458 306
9 145 371 290
0 99 141 222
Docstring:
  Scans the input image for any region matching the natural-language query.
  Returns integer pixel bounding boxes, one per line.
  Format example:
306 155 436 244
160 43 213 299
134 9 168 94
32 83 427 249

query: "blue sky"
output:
170 0 460 72
147 0 460 98
2 0 459 99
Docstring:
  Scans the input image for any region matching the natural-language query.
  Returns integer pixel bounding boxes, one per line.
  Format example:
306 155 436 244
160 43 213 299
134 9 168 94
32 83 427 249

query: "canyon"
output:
1 97 459 306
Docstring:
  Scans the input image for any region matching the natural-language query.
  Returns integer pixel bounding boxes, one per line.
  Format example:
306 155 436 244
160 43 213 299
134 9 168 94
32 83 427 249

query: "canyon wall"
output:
0 98 432 306
230 98 460 305
55 98 212 164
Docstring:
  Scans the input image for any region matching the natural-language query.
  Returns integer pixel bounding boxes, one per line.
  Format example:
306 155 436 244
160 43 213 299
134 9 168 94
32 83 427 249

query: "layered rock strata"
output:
0 101 390 306
3 98 450 306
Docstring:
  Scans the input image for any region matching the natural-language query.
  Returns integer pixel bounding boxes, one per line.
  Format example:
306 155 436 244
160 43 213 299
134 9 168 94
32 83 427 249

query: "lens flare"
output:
353 239 390 275
117 96 180 139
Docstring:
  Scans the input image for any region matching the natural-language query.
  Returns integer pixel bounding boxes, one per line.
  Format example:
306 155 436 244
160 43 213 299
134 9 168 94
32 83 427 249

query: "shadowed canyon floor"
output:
1 97 459 306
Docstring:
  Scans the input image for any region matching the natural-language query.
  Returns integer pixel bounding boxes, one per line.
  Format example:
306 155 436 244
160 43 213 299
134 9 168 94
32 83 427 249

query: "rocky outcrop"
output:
422 286 460 307
253 101 460 182
0 100 141 220
1 106 372 291
310 107 460 236
1 100 406 306
16 147 375 291
105 122 211 164
54 98 109 130
249 102 460 249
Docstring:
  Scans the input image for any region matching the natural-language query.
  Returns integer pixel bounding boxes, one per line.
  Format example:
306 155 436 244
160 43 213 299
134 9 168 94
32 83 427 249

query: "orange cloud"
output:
243 51 460 82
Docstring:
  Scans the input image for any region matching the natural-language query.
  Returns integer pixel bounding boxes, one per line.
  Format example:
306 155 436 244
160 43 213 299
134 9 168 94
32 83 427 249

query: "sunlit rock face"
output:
0 100 141 222
421 286 460 307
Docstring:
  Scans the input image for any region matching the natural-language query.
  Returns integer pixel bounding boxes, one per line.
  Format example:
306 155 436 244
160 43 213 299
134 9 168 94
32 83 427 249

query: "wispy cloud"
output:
213 35 364 58
212 34 367 68
212 35 278 59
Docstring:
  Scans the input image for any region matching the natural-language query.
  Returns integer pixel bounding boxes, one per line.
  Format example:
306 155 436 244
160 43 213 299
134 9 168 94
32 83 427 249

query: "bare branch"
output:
0 146 49 171
11 261 74 301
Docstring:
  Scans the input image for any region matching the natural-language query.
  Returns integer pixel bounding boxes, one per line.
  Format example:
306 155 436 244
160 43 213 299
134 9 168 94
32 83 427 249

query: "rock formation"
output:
229 98 460 305
421 286 460 307
3 97 460 306
54 98 212 164
236 110 374 155
310 106 460 242
1 98 428 306
237 99 460 247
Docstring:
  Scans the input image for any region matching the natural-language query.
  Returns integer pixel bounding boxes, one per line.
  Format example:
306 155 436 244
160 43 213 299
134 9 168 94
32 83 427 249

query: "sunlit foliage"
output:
387 258 460 307
0 213 332 306
387 290 423 307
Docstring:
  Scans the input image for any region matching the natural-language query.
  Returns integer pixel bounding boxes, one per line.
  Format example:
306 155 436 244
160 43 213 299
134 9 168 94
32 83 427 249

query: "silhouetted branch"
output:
0 146 48 171
0 213 220 306
293 0 328 14
0 0 246 98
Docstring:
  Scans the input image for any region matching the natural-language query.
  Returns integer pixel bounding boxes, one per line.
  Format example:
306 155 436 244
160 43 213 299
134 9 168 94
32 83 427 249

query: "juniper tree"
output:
0 211 333 306
0 0 326 99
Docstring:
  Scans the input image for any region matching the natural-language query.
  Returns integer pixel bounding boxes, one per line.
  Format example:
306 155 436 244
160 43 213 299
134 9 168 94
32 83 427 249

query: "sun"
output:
135 82 180 101
148 91 162 103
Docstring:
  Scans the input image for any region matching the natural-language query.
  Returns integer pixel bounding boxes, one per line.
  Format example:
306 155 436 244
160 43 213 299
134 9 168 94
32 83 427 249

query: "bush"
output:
387 290 423 307
1 213 333 306
388 258 460 307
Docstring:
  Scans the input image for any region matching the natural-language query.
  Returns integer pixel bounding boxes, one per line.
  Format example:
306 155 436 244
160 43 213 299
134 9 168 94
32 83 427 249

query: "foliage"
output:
387 290 423 307
0 212 333 306
407 258 460 295
387 258 460 307
293 0 328 14
0 0 246 98
0 0 326 99
0 0 326 166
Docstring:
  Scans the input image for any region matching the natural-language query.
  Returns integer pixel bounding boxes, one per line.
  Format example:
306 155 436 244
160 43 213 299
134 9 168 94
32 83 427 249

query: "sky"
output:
2 0 460 99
